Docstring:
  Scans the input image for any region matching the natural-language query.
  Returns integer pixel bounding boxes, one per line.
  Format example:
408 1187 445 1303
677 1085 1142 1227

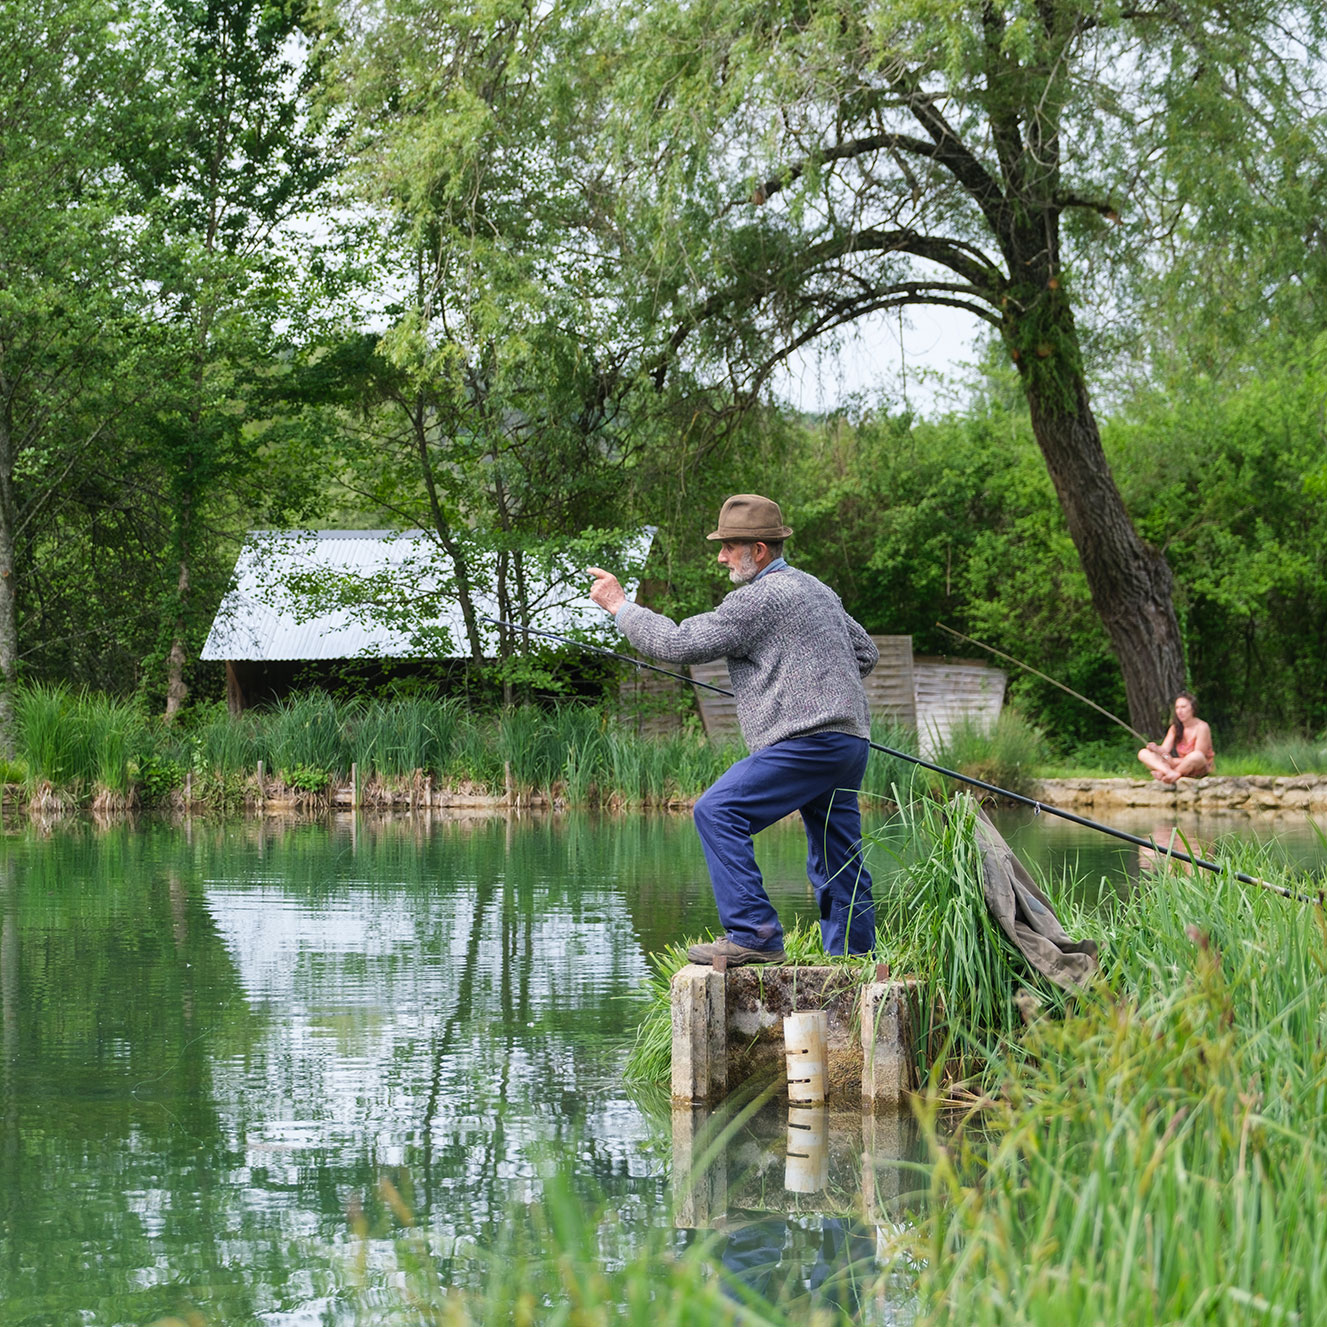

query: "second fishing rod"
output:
481 614 1318 904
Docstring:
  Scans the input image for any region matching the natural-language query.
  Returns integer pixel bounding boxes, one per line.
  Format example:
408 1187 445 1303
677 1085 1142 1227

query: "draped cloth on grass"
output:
965 797 1100 990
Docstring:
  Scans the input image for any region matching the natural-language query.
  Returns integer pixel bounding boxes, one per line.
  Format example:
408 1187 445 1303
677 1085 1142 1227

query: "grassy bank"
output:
5 685 933 813
6 686 750 811
6 684 1326 813
898 839 1327 1324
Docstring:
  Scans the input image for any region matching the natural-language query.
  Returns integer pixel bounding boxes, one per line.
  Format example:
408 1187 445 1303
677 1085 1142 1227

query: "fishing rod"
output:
936 622 1148 744
487 614 1320 905
475 615 733 695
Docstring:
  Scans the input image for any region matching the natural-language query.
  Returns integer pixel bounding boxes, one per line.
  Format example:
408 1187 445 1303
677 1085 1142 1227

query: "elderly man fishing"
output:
588 494 878 966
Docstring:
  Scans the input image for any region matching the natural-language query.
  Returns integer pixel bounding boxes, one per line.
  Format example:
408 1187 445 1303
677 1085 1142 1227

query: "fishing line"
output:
487 616 1322 905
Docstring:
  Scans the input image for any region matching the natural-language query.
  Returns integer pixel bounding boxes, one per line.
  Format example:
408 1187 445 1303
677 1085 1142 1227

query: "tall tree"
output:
318 0 657 679
0 0 159 751
134 0 336 720
599 0 1327 732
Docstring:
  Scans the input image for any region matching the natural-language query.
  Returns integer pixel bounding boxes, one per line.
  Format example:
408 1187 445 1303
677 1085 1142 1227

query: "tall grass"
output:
1220 731 1327 776
874 795 1075 1074
15 684 147 798
189 701 262 777
262 691 355 776
862 718 932 804
929 707 1049 797
897 852 1327 1325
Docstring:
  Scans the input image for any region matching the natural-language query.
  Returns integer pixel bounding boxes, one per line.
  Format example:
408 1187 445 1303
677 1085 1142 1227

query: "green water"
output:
1 808 1323 1325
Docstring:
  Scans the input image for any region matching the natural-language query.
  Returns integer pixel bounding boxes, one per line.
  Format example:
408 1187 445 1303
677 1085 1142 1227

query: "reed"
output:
189 702 262 778
262 691 356 778
862 718 932 804
15 684 149 800
353 695 460 778
897 852 1327 1325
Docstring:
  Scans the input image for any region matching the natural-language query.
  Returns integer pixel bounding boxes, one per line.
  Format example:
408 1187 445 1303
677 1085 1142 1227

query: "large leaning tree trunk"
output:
1004 233 1186 732
1019 321 1185 731
609 0 1317 736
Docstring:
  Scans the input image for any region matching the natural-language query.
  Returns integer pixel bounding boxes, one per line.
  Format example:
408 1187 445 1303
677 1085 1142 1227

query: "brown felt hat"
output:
706 494 794 542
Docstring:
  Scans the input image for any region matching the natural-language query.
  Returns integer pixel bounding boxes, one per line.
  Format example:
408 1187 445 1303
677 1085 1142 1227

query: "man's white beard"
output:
728 548 759 585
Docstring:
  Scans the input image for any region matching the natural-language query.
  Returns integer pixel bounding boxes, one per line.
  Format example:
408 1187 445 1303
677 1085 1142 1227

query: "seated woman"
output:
1137 692 1215 783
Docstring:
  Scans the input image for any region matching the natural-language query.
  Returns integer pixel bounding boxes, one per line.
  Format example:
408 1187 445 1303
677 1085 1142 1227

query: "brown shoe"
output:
687 936 787 967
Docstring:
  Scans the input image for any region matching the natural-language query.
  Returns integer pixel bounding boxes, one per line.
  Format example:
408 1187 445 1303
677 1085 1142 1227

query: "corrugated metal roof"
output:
200 529 655 662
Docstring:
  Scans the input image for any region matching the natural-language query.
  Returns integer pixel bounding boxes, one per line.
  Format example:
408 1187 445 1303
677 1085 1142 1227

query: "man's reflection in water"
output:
716 1211 877 1319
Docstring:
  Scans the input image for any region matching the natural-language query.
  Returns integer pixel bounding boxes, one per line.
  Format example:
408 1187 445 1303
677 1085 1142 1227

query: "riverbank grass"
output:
900 850 1327 1324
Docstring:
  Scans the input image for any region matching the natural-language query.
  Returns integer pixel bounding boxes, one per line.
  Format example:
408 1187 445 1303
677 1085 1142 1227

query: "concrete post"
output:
671 1104 727 1228
861 981 912 1110
670 964 726 1103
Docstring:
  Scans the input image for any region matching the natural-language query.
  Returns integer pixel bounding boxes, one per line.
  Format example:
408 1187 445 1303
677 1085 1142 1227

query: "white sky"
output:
768 303 989 417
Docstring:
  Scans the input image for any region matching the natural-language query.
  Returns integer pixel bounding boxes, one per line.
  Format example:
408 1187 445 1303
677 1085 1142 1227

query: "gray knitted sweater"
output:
614 567 877 751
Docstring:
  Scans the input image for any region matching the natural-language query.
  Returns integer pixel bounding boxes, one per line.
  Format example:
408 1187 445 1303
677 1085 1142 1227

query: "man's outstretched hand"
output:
587 567 627 615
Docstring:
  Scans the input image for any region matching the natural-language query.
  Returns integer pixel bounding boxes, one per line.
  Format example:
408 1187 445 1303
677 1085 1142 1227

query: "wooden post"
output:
350 762 358 808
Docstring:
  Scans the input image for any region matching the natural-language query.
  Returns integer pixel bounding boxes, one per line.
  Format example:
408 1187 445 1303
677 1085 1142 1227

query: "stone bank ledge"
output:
1032 774 1327 814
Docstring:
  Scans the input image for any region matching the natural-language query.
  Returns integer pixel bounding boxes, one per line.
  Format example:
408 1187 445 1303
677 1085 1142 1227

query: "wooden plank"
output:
618 665 686 737
689 659 742 740
863 636 916 731
912 655 1007 759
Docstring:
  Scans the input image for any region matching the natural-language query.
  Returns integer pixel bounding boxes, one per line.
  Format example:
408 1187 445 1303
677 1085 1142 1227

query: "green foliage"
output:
1109 340 1327 738
262 692 355 776
931 709 1049 799
281 763 332 793
861 719 930 805
134 754 185 803
782 405 1122 747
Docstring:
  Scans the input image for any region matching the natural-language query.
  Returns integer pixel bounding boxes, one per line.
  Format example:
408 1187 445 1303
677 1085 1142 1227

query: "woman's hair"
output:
1175 690 1198 711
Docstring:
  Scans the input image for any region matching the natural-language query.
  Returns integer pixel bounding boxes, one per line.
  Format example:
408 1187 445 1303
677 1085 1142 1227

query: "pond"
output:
1 805 1324 1324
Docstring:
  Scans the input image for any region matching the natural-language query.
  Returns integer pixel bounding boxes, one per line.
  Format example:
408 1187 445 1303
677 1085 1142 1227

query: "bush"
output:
931 707 1049 797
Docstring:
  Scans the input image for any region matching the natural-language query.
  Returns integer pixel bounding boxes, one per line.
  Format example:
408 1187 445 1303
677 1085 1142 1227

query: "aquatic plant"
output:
262 691 355 777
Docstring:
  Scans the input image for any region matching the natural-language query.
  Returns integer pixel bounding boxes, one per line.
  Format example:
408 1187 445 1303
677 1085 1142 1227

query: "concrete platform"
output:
670 964 919 1110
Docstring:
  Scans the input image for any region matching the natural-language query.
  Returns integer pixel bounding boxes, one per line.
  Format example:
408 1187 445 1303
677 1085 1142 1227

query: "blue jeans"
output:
692 731 875 955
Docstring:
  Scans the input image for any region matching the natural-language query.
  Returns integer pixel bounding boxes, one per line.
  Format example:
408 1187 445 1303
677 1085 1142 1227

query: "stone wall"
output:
1033 775 1327 814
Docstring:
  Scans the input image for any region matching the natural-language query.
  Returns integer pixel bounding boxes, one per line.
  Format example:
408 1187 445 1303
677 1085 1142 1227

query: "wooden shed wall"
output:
912 656 1007 758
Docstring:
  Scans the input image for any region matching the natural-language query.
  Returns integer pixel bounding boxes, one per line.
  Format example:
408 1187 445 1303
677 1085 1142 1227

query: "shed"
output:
689 640 1006 757
200 529 653 714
